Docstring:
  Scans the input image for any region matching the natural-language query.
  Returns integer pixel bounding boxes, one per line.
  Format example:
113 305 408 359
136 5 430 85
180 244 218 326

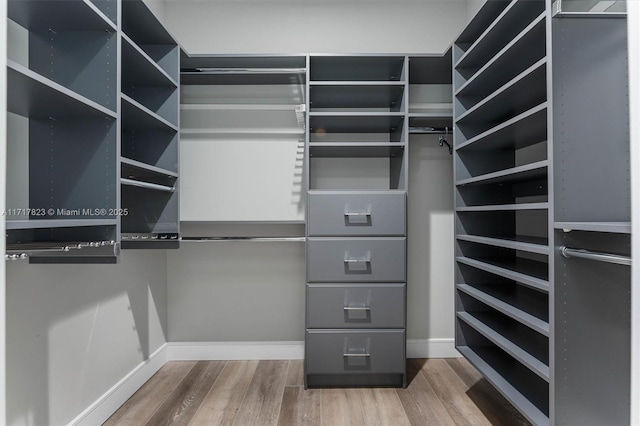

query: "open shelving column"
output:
5 0 119 263
453 1 550 424
305 55 408 388
120 0 180 249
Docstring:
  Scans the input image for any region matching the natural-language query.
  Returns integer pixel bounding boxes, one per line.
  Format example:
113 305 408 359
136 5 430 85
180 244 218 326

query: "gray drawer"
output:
308 191 406 236
307 238 406 282
307 284 405 328
305 330 405 375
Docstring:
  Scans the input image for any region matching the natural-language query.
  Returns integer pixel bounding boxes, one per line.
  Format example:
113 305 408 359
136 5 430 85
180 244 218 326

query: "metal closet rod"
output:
560 246 631 266
192 68 307 74
5 240 117 260
121 178 175 193
181 236 305 242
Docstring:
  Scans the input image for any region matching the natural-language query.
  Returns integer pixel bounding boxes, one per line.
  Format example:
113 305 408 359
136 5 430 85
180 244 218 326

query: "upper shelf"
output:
309 114 404 134
181 54 306 85
122 35 178 89
409 50 452 84
309 85 405 112
455 1 511 47
122 0 176 46
8 0 115 32
456 0 545 70
310 55 405 82
7 60 116 120
554 222 631 234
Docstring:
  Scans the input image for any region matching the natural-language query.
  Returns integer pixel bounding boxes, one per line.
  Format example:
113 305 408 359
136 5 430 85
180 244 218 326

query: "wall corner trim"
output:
69 343 169 426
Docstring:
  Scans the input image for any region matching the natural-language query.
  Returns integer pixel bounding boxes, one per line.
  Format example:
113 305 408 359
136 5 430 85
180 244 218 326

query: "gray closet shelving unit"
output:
453 0 630 424
5 0 180 261
305 55 409 388
120 0 180 249
6 0 120 263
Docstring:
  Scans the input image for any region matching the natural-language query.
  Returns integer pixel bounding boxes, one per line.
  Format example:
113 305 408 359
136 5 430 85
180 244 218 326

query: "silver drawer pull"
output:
343 306 371 311
344 211 371 217
343 353 371 357
344 251 371 263
344 204 372 217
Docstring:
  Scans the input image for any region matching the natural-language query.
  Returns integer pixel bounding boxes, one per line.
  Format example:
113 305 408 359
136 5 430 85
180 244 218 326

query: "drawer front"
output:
307 284 405 328
306 330 405 375
308 192 406 236
307 238 406 282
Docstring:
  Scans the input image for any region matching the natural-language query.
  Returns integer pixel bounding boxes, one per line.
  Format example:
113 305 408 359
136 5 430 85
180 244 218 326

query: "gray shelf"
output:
554 221 631 234
456 58 547 123
122 35 177 88
457 284 549 336
121 158 178 179
309 115 404 133
309 143 404 158
7 61 116 119
456 160 548 187
455 1 511 48
456 1 545 71
456 103 547 151
122 0 175 45
456 202 549 212
456 256 549 292
310 56 405 82
457 311 549 381
309 85 405 112
456 13 546 100
121 94 178 132
409 50 452 85
456 234 549 255
457 346 549 426
8 0 115 32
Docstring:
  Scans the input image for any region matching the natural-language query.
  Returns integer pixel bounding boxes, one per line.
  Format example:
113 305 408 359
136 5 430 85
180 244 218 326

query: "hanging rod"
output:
189 68 307 75
560 246 631 266
181 236 305 242
5 240 117 260
121 178 175 193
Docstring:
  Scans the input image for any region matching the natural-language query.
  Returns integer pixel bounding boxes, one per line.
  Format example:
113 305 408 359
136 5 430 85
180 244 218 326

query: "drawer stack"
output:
305 55 408 388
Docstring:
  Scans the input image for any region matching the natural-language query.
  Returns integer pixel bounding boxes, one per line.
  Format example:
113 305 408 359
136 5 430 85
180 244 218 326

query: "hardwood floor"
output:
104 359 530 426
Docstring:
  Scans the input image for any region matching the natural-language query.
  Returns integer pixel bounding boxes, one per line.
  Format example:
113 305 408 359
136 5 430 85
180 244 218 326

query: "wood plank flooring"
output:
104 359 530 426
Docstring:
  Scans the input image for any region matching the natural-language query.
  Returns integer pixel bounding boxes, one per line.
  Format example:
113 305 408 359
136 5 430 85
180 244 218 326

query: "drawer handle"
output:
344 204 372 217
344 251 371 264
343 353 371 358
343 306 371 311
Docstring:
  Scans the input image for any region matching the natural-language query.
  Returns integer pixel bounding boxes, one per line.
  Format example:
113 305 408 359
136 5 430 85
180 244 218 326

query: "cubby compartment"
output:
457 323 550 425
121 98 179 173
89 0 117 24
453 1 510 63
456 174 548 208
309 115 405 143
122 0 179 82
455 14 546 106
456 209 548 254
310 84 405 113
310 157 406 191
8 0 117 111
457 293 549 380
455 1 545 75
121 184 179 244
310 56 406 82
456 266 549 335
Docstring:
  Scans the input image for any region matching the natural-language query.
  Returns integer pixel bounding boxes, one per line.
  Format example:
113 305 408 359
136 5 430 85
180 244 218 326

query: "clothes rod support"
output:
560 246 632 266
121 178 175 193
181 236 305 242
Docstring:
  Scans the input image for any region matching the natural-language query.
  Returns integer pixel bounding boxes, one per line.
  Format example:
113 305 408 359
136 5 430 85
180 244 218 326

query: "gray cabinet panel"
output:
305 330 405 375
307 238 406 282
308 191 406 236
307 284 405 328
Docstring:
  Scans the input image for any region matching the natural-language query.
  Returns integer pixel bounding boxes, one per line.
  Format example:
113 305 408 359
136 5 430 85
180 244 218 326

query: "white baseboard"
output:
69 343 169 426
407 338 461 358
167 341 305 360
72 338 458 425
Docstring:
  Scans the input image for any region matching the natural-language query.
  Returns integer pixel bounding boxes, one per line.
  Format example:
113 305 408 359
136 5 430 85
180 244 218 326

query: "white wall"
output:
629 2 640 424
5 251 167 426
1 0 8 422
165 0 469 55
